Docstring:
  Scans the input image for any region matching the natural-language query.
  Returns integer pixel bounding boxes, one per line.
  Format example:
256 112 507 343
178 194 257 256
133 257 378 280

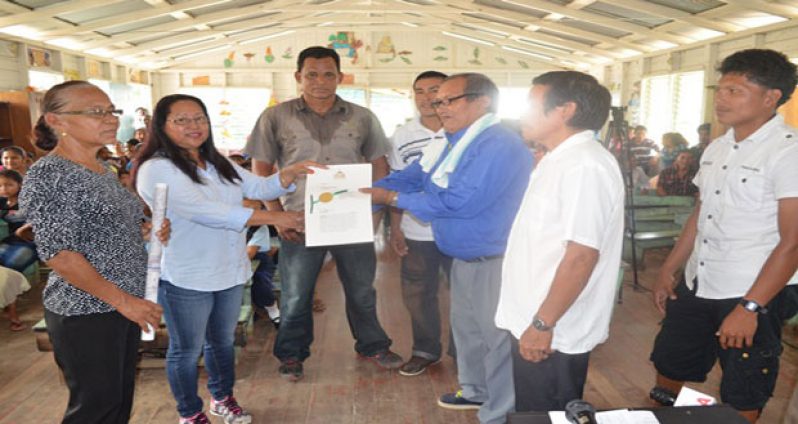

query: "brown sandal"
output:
9 320 25 332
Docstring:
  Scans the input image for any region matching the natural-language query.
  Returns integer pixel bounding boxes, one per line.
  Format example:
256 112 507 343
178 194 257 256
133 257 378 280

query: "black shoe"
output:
279 359 303 382
399 356 440 376
360 350 403 370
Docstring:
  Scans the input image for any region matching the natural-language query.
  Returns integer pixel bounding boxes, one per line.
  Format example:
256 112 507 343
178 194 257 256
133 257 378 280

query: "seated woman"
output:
0 169 38 272
1 146 29 177
136 94 320 424
659 132 688 169
0 265 30 331
656 151 698 196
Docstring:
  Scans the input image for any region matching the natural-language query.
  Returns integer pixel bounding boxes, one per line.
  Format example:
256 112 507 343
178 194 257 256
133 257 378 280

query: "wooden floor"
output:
1 238 796 423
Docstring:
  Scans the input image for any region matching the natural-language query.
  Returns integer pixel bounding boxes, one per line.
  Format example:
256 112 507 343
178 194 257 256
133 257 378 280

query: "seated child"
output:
247 225 280 328
0 170 37 272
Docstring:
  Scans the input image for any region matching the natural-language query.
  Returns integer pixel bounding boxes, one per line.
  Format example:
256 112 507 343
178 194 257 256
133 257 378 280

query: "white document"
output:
673 386 716 407
548 409 660 424
304 164 374 247
142 183 167 341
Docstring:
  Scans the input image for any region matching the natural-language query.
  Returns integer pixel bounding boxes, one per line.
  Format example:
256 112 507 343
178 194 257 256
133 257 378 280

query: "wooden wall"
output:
0 91 33 153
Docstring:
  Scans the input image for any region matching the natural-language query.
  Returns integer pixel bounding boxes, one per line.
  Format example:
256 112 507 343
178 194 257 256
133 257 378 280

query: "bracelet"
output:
388 191 398 207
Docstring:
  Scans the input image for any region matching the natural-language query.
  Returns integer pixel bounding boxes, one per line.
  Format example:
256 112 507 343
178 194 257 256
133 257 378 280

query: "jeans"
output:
159 280 244 417
45 309 140 424
274 240 391 362
401 239 452 360
0 240 37 272
251 251 277 308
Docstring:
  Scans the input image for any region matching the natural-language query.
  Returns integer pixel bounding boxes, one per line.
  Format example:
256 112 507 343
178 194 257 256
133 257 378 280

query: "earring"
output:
60 132 67 137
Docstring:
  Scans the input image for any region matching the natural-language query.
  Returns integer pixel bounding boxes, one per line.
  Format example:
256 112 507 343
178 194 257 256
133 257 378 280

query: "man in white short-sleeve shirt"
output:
386 71 454 377
495 71 624 412
650 49 798 422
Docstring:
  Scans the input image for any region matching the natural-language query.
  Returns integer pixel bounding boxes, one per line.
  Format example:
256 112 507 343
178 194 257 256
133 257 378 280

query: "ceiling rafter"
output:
111 12 309 58
433 0 651 53
721 0 798 19
0 0 128 28
37 0 238 38
481 0 694 45
75 0 300 51
607 0 741 33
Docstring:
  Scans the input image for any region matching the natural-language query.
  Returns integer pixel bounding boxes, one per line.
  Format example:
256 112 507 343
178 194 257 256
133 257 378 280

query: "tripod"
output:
603 106 640 303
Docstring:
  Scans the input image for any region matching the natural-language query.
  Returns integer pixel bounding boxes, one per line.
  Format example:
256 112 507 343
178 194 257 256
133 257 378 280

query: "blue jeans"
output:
251 251 277 308
401 239 452 360
0 240 37 272
159 280 244 417
274 241 391 362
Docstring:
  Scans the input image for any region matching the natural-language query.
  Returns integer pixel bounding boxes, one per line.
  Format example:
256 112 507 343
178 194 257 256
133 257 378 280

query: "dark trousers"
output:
274 240 391 361
45 309 140 424
251 251 277 308
511 337 591 412
401 239 452 360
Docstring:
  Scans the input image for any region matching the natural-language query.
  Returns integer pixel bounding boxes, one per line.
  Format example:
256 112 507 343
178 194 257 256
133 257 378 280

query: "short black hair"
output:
697 123 711 133
0 169 22 185
718 49 797 107
1 146 25 158
446 73 500 113
297 46 341 73
414 71 448 86
532 71 611 131
634 125 647 132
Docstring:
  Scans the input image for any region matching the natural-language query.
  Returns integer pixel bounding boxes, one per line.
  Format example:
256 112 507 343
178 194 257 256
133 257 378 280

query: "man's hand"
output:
273 211 304 233
716 305 758 349
653 270 678 315
518 325 554 363
360 187 394 205
390 228 408 257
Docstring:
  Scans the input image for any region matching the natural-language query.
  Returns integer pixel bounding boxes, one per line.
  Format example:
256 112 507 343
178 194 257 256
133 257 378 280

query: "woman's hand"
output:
115 293 163 332
141 218 171 246
278 161 326 188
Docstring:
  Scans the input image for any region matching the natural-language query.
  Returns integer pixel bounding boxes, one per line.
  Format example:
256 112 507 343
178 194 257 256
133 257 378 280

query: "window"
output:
497 87 530 120
28 70 63 92
640 71 704 146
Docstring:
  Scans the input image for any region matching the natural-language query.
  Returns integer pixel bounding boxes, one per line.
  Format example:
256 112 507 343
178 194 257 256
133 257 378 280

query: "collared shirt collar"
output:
545 130 596 160
295 95 349 114
719 114 783 146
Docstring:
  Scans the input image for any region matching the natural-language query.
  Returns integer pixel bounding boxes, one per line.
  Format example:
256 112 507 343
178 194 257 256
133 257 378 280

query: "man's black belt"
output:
465 254 504 263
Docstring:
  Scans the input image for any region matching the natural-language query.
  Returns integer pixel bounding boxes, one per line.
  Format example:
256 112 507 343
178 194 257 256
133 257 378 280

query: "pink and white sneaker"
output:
209 395 252 424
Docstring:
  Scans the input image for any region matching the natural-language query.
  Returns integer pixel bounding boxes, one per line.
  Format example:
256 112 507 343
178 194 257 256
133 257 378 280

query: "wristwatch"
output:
532 315 554 332
739 298 768 314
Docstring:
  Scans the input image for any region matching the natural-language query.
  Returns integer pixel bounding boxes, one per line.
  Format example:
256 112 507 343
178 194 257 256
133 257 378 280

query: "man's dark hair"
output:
718 49 798 107
532 71 611 131
0 169 22 185
297 46 341 73
446 73 499 113
634 125 647 132
414 71 448 86
697 123 711 133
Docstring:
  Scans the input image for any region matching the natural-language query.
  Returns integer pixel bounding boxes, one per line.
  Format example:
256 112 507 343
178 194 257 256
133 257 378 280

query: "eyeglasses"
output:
56 108 123 118
430 93 481 109
167 116 209 126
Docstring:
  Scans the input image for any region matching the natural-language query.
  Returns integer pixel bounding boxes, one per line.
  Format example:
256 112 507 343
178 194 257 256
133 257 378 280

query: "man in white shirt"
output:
650 49 798 423
387 71 454 376
495 71 624 411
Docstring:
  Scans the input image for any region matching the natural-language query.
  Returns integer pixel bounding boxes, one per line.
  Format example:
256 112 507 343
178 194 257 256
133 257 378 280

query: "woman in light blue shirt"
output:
136 94 318 424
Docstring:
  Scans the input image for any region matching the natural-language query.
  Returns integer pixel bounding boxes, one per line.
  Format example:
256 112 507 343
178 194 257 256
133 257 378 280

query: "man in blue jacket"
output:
368 72 533 424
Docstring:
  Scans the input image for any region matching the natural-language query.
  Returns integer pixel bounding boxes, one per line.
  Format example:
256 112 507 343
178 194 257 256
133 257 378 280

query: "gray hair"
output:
445 73 499 113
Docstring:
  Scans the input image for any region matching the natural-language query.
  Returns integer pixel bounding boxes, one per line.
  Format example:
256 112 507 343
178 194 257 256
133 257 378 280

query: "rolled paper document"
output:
142 183 167 341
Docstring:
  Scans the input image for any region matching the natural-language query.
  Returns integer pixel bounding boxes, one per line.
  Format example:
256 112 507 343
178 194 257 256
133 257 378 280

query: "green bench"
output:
623 194 695 268
32 261 259 353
